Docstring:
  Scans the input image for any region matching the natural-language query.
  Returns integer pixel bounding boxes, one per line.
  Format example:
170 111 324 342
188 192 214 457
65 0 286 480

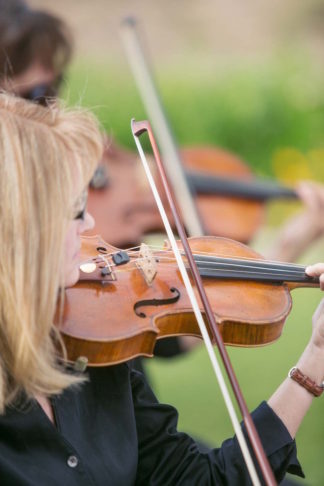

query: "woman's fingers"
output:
305 263 324 290
305 263 324 276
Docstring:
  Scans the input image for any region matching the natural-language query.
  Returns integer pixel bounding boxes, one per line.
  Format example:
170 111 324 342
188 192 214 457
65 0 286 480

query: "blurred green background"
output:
66 58 324 180
31 0 324 482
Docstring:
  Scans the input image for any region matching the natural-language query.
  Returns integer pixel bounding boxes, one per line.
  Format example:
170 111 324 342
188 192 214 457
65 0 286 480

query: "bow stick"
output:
131 119 277 486
121 16 204 237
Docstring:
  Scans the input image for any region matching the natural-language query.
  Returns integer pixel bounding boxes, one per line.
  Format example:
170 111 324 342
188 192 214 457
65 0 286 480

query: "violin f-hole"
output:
134 287 180 318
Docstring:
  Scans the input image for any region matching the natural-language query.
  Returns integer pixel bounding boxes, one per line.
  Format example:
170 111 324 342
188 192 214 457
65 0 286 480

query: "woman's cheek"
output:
64 262 80 288
63 222 81 287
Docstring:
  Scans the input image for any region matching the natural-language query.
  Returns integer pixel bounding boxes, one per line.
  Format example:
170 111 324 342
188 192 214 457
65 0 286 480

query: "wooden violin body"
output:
182 146 265 242
57 235 317 366
87 144 297 247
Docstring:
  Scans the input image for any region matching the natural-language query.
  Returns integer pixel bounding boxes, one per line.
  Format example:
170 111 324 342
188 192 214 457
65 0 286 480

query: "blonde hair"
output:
0 92 103 412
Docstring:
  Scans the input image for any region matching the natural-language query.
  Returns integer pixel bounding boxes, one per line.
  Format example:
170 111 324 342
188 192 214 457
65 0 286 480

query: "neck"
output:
194 254 318 287
186 171 297 201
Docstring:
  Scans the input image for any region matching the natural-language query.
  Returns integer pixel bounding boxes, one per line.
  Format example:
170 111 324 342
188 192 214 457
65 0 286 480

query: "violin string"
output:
82 233 309 269
79 253 307 278
150 248 307 269
124 248 306 272
194 266 306 278
79 241 311 281
111 266 306 280
127 249 306 272
101 260 307 281
126 253 306 276
165 255 304 274
192 259 305 275
123 242 307 269
80 239 307 269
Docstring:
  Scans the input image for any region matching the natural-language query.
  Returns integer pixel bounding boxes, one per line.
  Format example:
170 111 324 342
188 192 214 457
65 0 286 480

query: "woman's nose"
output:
80 211 95 233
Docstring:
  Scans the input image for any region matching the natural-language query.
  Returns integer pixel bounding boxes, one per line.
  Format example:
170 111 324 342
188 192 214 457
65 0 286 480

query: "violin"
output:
57 234 318 367
87 143 297 248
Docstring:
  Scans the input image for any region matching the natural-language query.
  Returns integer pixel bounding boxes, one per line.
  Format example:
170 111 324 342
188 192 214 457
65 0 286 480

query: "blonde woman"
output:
0 92 324 485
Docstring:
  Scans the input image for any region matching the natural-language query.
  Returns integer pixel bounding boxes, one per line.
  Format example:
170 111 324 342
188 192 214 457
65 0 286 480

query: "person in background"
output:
0 0 71 105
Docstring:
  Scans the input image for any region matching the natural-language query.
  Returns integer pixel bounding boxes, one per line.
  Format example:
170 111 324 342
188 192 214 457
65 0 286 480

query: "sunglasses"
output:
20 74 63 107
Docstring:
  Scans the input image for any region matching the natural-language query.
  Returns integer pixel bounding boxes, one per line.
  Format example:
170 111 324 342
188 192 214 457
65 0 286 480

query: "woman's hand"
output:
268 263 324 437
305 263 324 349
306 262 324 290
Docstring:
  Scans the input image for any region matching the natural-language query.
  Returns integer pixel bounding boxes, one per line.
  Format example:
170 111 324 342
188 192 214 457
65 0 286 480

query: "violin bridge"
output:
136 243 157 286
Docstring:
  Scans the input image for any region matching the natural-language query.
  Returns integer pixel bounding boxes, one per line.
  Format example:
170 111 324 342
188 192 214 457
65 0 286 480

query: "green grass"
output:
63 58 324 484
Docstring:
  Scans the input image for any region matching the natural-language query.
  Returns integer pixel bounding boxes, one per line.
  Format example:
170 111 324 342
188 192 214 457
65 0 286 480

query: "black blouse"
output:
0 364 303 485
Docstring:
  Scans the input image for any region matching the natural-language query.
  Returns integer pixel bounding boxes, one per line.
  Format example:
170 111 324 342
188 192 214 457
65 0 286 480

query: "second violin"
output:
87 143 298 247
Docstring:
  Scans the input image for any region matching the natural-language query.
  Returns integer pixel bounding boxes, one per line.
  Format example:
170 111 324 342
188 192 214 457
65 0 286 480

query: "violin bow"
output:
121 16 204 237
131 119 277 486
